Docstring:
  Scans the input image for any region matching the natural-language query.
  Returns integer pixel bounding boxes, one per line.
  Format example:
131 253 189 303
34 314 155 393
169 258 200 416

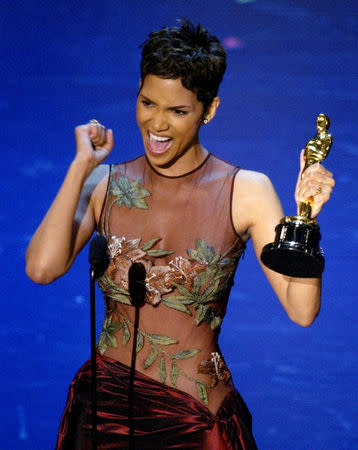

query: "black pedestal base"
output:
261 219 324 278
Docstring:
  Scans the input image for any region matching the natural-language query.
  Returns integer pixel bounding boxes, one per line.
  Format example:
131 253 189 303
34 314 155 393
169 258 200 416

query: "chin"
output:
146 150 179 169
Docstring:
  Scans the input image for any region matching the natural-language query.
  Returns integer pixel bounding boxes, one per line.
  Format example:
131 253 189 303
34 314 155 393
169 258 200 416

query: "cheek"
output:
179 119 201 138
137 108 154 127
136 107 146 128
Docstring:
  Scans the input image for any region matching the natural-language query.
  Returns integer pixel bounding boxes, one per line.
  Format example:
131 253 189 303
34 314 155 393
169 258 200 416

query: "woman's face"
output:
136 74 205 173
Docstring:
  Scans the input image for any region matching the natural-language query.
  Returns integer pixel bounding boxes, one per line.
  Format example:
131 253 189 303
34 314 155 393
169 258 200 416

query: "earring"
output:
202 118 208 125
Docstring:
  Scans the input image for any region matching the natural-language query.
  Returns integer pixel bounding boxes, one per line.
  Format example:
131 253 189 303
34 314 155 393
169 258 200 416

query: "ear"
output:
202 97 220 124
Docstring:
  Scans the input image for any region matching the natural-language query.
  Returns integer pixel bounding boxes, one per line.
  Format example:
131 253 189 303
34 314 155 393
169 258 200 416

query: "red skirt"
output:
56 354 257 449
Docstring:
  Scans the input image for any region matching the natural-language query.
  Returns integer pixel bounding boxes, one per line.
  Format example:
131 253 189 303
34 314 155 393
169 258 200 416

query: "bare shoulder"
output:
234 169 277 210
235 168 274 192
232 169 282 237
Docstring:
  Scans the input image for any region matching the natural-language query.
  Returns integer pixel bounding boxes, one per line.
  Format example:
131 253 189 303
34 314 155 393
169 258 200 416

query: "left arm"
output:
232 151 335 327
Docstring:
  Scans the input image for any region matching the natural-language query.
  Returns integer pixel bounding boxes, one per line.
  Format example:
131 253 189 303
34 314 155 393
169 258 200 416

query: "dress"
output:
56 153 257 449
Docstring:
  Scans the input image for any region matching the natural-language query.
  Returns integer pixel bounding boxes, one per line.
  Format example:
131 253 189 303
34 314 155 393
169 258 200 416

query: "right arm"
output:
25 122 113 284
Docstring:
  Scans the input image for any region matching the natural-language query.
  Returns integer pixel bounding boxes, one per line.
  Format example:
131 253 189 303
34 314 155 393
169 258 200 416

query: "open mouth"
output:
147 132 173 155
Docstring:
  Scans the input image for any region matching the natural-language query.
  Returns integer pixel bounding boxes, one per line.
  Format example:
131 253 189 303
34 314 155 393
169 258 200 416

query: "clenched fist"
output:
74 120 114 173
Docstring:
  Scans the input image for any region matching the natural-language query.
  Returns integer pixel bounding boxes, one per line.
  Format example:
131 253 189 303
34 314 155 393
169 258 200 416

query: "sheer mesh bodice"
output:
97 153 245 413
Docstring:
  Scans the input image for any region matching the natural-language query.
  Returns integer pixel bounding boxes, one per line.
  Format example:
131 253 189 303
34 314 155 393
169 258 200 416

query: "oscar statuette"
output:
261 114 333 278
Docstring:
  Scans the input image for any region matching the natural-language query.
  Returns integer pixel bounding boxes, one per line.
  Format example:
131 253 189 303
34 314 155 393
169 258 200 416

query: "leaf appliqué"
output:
122 321 131 347
141 237 162 251
98 274 131 305
159 354 167 383
146 249 174 257
136 331 144 354
110 176 150 210
172 349 200 360
196 381 209 405
97 315 122 355
161 297 192 315
144 345 158 369
170 361 180 387
149 334 178 346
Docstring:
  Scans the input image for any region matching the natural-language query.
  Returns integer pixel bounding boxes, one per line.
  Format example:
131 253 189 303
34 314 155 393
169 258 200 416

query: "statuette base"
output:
261 219 324 278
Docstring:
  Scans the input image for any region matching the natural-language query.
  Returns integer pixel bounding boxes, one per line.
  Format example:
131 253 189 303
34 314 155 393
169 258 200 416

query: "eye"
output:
173 109 187 116
141 99 153 107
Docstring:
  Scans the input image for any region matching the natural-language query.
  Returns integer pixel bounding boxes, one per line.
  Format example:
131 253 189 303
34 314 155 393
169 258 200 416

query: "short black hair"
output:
140 19 227 113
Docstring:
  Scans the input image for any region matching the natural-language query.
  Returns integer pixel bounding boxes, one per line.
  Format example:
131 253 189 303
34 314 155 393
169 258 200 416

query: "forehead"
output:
140 75 200 107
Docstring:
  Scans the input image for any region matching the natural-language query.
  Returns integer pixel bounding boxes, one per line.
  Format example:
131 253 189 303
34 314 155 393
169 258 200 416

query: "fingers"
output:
88 122 107 148
104 128 114 150
79 121 113 149
74 121 114 167
301 163 334 190
298 176 334 202
89 129 114 164
295 162 335 218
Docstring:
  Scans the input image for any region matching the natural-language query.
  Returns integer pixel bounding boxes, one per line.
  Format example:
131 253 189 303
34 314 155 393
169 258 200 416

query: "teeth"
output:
149 132 171 142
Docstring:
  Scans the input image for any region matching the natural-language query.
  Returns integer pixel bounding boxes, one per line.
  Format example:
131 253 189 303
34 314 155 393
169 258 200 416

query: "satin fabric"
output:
56 354 257 449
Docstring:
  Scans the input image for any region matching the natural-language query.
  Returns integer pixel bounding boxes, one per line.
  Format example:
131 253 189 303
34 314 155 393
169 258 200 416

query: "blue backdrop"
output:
2 0 357 448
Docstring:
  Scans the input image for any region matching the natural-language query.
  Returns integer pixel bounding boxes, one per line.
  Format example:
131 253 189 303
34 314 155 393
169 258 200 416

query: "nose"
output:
151 110 169 132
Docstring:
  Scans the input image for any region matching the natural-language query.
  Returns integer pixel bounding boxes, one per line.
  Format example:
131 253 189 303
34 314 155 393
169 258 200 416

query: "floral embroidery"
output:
198 352 231 388
163 238 244 330
145 265 177 306
98 171 245 405
98 235 174 307
97 236 242 404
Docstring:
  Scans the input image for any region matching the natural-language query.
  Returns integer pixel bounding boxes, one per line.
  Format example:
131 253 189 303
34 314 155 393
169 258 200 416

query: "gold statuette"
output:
261 114 333 278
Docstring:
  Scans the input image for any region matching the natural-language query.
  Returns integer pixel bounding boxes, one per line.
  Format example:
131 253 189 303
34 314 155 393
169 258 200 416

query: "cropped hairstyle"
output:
140 19 227 113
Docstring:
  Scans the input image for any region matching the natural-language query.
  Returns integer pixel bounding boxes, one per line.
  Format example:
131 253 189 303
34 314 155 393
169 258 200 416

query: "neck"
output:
153 144 208 177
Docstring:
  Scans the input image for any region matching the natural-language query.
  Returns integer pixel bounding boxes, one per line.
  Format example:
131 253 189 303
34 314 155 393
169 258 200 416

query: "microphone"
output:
128 262 146 307
89 235 110 279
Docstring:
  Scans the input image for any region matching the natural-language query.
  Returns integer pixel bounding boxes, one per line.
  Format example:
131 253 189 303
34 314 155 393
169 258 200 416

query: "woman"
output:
26 20 334 449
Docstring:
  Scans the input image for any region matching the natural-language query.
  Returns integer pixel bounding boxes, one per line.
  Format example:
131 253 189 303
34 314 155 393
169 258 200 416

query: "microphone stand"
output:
128 304 140 450
127 262 146 450
88 234 109 450
90 266 98 450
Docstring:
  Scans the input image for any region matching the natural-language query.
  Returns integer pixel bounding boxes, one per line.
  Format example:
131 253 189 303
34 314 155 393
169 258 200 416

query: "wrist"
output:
68 159 94 184
70 157 96 179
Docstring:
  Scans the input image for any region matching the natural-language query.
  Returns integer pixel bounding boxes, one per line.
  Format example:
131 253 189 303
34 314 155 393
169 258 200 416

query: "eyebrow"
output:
140 94 191 110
